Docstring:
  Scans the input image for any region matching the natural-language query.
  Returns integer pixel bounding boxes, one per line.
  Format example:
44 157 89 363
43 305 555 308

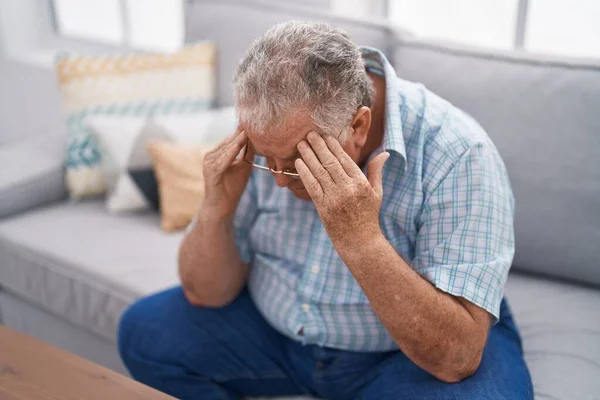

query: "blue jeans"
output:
118 287 533 400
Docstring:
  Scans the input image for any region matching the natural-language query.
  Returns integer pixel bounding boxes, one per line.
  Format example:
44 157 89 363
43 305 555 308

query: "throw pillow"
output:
147 141 210 232
152 106 238 146
87 107 236 213
88 117 168 212
56 41 216 199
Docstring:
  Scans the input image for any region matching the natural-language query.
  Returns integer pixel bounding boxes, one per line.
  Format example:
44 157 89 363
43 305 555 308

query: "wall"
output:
0 58 64 145
0 0 129 145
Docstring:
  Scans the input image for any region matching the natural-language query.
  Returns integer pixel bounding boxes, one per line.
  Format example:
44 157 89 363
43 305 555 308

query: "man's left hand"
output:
295 131 390 245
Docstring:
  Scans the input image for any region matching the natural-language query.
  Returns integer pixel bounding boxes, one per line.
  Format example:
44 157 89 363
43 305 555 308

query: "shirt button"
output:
311 264 320 274
301 304 310 313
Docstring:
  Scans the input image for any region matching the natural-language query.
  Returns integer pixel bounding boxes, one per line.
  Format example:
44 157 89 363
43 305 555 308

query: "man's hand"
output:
179 128 252 308
296 133 490 382
295 131 390 244
202 129 253 219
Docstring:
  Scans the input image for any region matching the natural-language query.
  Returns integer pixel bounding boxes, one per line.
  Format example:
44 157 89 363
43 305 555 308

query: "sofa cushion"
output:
56 42 216 199
0 132 67 219
505 273 600 400
0 201 182 342
89 117 164 212
147 142 209 232
185 0 393 107
391 37 600 287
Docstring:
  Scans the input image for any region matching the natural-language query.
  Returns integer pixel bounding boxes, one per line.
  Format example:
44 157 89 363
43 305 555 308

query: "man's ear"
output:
350 106 371 148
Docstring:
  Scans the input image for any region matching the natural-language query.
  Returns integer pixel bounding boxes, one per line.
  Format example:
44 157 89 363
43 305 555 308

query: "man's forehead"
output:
244 119 314 157
246 131 302 160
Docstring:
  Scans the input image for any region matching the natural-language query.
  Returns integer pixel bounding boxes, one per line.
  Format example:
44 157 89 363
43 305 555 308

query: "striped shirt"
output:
232 47 515 352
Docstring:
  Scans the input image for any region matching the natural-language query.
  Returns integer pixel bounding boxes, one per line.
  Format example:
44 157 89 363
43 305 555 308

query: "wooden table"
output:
0 325 176 399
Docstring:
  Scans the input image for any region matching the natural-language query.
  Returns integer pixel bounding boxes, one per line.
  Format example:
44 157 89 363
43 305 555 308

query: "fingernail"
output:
307 131 317 140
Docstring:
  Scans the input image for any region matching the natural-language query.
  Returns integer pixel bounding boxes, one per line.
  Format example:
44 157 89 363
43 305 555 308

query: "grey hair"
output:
233 21 374 140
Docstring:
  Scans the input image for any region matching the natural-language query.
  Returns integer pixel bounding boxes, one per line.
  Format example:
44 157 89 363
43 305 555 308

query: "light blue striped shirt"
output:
233 47 515 352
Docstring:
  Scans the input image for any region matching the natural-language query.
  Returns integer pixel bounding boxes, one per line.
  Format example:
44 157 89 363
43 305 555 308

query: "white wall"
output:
0 58 65 145
0 0 55 60
0 0 128 145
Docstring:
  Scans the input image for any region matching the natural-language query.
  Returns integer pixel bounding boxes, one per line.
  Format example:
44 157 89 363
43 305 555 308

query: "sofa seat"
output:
0 200 599 399
0 200 182 342
504 274 600 399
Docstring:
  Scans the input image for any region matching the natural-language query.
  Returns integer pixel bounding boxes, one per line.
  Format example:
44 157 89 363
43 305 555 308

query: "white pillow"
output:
155 106 238 146
88 107 237 213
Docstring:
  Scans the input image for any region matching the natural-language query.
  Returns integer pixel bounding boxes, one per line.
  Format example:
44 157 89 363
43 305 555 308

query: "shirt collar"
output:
360 46 408 170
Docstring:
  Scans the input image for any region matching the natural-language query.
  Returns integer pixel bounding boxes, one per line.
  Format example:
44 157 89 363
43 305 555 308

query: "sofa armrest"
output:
0 134 67 219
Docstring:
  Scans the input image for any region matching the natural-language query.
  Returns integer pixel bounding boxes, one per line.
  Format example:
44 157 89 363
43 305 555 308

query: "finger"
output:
297 139 334 188
367 152 390 199
236 134 255 165
218 130 248 169
213 129 245 162
323 135 363 178
295 158 323 203
306 131 349 184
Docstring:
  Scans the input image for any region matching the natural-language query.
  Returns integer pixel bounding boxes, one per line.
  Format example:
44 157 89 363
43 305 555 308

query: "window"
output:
332 0 600 59
387 0 600 58
52 0 184 52
389 0 519 50
525 0 600 59
331 0 374 16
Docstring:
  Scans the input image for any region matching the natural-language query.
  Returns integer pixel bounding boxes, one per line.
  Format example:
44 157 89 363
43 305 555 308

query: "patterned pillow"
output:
87 107 237 213
55 42 216 199
88 117 167 212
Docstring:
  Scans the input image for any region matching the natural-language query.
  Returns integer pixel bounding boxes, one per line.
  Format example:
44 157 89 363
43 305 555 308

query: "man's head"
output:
234 21 374 200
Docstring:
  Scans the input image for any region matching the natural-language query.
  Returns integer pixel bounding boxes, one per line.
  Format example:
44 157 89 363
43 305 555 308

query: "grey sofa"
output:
1 0 599 399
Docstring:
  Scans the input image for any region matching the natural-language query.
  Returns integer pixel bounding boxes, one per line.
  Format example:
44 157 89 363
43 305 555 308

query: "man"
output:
118 22 533 399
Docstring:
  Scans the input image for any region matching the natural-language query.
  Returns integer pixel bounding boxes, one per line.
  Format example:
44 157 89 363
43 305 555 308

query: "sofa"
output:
1 0 599 398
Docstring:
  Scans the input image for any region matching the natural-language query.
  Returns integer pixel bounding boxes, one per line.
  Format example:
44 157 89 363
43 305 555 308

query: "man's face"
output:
244 110 352 201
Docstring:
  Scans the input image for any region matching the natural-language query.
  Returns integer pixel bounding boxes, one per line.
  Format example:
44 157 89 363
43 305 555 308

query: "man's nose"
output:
270 159 293 187
273 172 292 188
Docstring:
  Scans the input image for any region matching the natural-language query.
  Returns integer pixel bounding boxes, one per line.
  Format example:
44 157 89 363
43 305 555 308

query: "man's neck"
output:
358 73 387 167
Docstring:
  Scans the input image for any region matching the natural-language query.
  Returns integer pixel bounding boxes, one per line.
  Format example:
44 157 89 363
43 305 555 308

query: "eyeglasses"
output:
242 140 301 178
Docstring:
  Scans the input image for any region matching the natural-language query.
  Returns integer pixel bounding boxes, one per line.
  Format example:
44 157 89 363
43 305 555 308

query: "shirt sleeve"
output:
232 172 258 264
412 141 515 322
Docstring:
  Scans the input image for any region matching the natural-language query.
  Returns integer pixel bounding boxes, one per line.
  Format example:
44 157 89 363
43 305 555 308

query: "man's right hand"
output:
202 129 254 219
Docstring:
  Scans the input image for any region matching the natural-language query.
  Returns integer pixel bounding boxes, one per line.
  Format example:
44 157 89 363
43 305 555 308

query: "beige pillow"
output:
147 141 210 232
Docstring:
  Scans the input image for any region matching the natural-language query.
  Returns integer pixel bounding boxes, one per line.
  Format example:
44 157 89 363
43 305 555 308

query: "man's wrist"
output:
199 200 237 224
333 227 388 265
184 203 235 240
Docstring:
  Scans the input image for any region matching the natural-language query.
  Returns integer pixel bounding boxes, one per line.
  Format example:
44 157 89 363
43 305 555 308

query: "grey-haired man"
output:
119 21 532 400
